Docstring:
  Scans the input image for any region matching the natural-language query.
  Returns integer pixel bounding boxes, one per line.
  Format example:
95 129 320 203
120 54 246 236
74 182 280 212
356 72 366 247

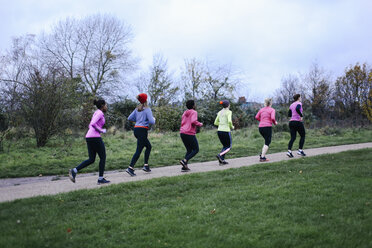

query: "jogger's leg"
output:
298 122 306 150
76 139 97 171
96 139 106 177
288 122 297 150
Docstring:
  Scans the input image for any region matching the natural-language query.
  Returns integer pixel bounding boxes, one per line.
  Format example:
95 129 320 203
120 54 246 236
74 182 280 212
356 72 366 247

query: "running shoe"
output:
216 154 224 164
97 178 110 185
181 166 190 172
260 157 269 162
180 159 187 167
69 169 76 183
126 167 136 177
286 151 294 158
221 160 229 165
142 165 151 172
297 150 306 156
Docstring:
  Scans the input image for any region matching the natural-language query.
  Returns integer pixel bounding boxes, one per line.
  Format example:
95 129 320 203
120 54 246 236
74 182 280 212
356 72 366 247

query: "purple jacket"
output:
289 102 303 121
86 110 105 138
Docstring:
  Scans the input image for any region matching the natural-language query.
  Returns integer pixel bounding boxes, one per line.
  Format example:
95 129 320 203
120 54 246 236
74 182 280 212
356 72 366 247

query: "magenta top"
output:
180 109 203 135
255 106 277 127
289 101 303 121
85 109 105 138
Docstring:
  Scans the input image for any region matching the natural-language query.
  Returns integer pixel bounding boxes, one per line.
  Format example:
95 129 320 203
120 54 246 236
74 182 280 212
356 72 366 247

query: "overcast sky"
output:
1 0 371 101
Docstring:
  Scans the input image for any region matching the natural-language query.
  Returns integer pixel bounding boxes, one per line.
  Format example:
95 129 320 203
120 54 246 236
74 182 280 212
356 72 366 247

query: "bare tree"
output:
40 18 81 79
41 14 137 97
274 74 305 106
181 58 205 100
0 35 81 147
142 54 179 106
304 63 333 119
203 61 237 100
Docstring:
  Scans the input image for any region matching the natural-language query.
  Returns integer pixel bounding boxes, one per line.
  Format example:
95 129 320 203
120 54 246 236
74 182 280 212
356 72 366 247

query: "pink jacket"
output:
255 106 277 127
180 109 203 135
85 110 105 138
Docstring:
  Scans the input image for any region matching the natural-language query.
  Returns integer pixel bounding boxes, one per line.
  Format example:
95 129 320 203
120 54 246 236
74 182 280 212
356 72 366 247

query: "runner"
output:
69 99 110 185
179 100 203 172
126 93 155 176
255 98 277 162
214 100 234 165
287 94 306 157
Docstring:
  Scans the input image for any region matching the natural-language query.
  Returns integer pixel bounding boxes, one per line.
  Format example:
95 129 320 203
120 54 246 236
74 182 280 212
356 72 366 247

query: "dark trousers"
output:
288 121 306 150
180 133 199 161
259 127 272 146
130 128 152 167
217 131 232 159
76 137 106 177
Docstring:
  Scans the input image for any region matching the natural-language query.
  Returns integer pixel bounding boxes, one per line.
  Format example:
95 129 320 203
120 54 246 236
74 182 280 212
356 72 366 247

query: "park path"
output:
0 143 371 203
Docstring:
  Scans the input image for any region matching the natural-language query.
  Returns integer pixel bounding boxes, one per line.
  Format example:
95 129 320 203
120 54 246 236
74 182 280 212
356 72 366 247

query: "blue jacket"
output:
128 108 155 127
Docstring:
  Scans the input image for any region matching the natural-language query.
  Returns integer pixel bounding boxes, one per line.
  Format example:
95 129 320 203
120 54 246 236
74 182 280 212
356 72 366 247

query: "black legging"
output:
180 133 199 161
130 127 152 167
217 131 232 159
259 127 272 146
288 121 305 150
76 137 106 177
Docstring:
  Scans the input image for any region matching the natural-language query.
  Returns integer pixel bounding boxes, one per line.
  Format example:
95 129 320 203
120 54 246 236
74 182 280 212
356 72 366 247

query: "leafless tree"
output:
303 63 333 119
181 58 205 100
0 35 81 147
41 14 137 97
274 74 305 106
145 54 179 106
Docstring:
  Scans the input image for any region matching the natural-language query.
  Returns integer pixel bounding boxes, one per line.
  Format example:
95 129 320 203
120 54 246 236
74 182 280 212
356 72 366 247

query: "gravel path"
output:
1 142 371 203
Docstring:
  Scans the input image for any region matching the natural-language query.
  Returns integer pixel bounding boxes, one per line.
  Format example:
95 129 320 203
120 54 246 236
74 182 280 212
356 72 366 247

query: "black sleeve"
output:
296 104 303 117
288 109 292 117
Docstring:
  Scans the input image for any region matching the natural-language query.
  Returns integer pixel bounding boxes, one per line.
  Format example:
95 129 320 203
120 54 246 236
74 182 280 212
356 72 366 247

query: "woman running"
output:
179 100 203 172
126 93 155 176
255 98 277 162
214 100 234 165
69 99 110 185
287 94 306 157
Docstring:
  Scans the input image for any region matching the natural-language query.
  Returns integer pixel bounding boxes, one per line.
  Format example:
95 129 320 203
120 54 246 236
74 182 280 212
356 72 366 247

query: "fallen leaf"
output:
67 228 72 233
210 209 216 214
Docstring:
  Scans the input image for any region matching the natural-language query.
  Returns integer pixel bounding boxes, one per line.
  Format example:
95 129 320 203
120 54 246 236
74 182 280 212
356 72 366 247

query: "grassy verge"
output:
0 126 371 178
0 149 371 247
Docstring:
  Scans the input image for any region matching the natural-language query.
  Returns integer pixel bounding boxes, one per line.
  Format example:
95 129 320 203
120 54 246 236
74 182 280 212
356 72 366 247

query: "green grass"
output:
0 149 371 247
0 126 371 178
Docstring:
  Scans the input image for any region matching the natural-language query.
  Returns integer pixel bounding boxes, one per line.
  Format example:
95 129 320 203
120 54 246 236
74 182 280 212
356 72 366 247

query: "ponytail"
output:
94 99 106 109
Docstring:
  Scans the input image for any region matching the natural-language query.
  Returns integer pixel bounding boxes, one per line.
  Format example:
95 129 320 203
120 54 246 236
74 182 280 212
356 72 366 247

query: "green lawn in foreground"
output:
0 127 371 178
0 149 371 248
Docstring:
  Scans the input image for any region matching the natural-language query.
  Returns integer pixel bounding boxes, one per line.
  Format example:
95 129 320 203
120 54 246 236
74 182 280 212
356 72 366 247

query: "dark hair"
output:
186 100 195 110
220 100 230 108
293 94 301 101
94 99 106 109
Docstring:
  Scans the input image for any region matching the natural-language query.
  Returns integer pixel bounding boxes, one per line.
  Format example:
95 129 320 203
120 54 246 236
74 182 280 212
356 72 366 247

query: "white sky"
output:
1 0 371 101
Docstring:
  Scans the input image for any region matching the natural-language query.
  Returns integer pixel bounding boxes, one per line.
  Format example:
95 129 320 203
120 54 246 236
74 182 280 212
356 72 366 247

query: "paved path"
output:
1 143 371 203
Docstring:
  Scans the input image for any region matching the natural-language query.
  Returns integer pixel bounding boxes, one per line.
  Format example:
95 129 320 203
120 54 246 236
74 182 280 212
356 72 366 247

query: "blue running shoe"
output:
97 178 110 185
142 165 151 172
287 151 294 158
69 169 76 183
126 167 136 177
297 150 306 156
216 154 224 164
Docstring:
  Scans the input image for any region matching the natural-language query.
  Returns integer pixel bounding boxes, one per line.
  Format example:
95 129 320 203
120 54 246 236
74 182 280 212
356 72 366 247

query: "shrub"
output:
153 105 183 132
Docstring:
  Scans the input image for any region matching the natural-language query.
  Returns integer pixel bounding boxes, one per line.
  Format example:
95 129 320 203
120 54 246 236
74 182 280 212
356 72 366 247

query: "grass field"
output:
0 149 371 247
0 126 371 178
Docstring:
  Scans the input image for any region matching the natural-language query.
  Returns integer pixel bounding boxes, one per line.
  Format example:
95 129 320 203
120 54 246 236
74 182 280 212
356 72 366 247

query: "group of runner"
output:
69 93 306 185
